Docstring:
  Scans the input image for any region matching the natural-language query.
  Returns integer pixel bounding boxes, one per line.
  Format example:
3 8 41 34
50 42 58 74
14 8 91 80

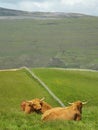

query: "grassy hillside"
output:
0 69 59 109
0 7 32 16
0 7 86 17
0 16 98 69
0 68 59 129
0 68 98 129
33 68 98 106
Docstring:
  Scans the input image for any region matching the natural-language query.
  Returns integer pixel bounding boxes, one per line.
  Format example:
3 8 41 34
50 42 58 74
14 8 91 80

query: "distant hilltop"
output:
0 7 90 19
0 7 32 16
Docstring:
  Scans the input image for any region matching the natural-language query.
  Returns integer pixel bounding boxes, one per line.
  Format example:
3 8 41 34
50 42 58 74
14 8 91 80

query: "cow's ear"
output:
40 101 43 106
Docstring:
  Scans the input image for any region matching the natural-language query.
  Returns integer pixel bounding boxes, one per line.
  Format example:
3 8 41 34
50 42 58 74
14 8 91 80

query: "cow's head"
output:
24 101 35 114
69 101 87 113
28 98 45 112
21 100 35 113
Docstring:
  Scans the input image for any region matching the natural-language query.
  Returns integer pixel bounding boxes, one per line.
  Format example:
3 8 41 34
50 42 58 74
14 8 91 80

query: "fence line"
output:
2 67 98 106
22 66 65 107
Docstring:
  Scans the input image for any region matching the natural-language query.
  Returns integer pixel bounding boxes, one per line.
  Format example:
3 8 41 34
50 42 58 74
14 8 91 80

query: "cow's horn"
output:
26 101 33 103
68 102 73 105
82 101 87 104
40 97 45 101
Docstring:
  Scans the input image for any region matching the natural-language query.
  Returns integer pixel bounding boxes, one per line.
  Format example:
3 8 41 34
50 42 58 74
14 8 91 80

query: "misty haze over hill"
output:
0 7 89 19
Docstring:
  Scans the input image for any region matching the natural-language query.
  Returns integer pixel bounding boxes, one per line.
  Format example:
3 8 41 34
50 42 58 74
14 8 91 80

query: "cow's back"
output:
41 107 80 121
41 107 64 121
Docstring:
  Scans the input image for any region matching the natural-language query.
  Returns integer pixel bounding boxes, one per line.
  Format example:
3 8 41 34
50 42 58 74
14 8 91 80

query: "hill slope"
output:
0 16 98 69
33 68 98 106
0 7 32 16
0 7 87 18
0 68 58 112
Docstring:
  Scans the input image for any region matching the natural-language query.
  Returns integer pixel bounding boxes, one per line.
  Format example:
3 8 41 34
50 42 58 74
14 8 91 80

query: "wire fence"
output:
1 66 98 107
22 66 65 107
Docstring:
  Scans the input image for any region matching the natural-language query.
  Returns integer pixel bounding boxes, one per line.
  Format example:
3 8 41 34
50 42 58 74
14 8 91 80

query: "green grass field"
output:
0 68 59 130
33 68 98 106
0 68 98 130
0 16 98 69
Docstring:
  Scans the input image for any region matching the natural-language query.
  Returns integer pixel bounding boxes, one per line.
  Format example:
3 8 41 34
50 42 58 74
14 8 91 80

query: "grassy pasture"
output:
33 68 98 106
32 68 98 129
0 16 98 69
0 69 59 130
0 68 98 129
0 69 58 109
